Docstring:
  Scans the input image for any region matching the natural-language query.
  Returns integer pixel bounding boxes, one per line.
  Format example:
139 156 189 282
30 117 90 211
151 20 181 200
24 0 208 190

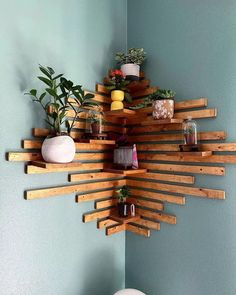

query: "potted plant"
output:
25 65 96 163
115 48 146 80
148 89 176 120
89 110 102 134
116 186 129 217
104 69 132 110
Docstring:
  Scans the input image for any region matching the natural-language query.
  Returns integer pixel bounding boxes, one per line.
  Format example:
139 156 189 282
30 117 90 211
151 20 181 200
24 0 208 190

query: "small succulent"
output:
148 89 176 101
115 48 146 65
116 186 129 203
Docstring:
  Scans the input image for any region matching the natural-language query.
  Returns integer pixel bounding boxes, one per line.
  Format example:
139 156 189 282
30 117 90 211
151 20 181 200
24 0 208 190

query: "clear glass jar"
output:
85 109 103 135
183 116 197 145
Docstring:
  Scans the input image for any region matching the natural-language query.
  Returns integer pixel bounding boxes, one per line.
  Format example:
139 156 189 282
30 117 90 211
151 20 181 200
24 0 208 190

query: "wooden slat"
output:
103 168 147 175
26 179 126 199
138 153 236 164
7 152 42 161
141 118 183 125
129 131 227 143
97 218 119 229
83 208 115 223
32 128 83 139
26 162 110 174
87 91 110 104
31 161 81 169
110 214 141 224
96 84 110 94
69 172 123 182
127 197 164 211
136 208 177 225
95 198 117 209
105 109 136 118
70 120 126 133
173 108 217 119
126 223 151 237
139 162 225 176
74 152 112 161
76 190 116 203
127 179 225 200
129 172 195 184
23 139 42 149
129 124 183 135
106 224 126 236
131 87 158 98
133 218 160 231
130 188 185 205
200 143 236 152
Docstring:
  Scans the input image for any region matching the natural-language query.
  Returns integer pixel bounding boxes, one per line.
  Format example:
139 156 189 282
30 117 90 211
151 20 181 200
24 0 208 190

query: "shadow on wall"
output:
80 249 124 295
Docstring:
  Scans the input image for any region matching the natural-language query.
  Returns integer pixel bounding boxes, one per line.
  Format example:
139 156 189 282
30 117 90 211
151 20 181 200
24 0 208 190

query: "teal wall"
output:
126 1 236 294
0 1 127 294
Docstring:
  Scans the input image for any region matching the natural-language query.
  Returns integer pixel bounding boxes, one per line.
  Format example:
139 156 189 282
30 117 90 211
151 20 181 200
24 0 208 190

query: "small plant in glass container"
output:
116 186 129 217
183 117 198 145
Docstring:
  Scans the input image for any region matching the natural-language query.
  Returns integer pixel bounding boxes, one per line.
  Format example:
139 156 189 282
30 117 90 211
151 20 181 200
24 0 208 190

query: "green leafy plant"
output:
148 89 176 101
104 69 132 103
25 65 97 136
115 48 146 65
116 186 129 203
128 97 151 110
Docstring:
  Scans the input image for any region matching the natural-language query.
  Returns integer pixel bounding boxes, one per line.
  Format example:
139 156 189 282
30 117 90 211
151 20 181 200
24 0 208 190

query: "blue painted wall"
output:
126 1 236 294
0 1 127 294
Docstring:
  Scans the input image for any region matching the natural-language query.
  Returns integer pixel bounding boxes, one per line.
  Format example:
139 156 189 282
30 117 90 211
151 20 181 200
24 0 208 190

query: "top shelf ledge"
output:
141 118 183 125
104 109 136 118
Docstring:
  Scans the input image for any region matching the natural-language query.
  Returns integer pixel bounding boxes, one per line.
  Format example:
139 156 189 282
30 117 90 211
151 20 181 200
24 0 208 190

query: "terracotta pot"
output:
152 99 174 119
41 135 75 163
121 63 140 81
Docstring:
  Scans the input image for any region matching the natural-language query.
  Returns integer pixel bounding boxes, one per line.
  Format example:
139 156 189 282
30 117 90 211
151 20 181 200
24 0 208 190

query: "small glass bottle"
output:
183 116 197 145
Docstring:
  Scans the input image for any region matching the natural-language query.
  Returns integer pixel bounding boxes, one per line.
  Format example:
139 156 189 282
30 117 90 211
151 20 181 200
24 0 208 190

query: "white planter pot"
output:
152 99 174 119
121 63 140 79
41 135 75 163
114 289 145 295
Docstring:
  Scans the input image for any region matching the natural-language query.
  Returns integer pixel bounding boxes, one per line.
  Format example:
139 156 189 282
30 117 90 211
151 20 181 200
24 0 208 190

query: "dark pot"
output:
91 123 100 134
184 133 196 145
118 202 128 217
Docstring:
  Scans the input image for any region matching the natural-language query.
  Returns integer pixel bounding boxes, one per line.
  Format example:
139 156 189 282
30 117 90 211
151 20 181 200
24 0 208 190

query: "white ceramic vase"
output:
41 135 76 163
121 63 140 79
114 289 145 295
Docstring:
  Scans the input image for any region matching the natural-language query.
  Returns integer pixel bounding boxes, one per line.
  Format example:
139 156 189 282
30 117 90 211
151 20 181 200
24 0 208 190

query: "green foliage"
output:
25 65 97 135
115 48 146 65
116 186 129 203
128 97 151 110
148 89 176 101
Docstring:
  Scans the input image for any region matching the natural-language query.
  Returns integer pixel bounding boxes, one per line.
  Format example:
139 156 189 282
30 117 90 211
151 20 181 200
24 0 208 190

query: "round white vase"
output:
121 63 140 79
41 135 76 163
114 289 146 295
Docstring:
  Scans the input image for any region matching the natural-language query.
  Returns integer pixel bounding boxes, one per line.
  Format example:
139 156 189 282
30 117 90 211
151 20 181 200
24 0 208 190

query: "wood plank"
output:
23 139 42 149
131 87 158 98
127 197 164 211
106 224 126 236
105 109 136 118
32 128 84 139
138 153 236 164
26 162 110 174
76 190 116 203
83 208 115 223
128 172 195 184
137 143 180 151
164 151 212 157
97 218 119 229
129 131 227 143
133 218 160 231
7 152 42 162
127 179 225 200
95 198 117 209
129 124 183 135
110 213 141 224
31 161 81 169
70 120 126 133
136 208 177 225
26 179 126 199
173 108 217 119
126 223 151 237
141 118 183 125
69 172 123 182
139 162 225 176
74 152 112 161
130 189 185 205
103 168 147 175
96 83 110 95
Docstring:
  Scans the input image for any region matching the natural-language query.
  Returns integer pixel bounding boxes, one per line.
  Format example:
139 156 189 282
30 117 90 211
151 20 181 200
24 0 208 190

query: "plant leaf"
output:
39 65 51 79
29 89 37 96
38 76 53 87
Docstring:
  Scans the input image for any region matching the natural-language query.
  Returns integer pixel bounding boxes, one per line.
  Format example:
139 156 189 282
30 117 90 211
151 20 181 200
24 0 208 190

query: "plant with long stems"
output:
25 65 97 135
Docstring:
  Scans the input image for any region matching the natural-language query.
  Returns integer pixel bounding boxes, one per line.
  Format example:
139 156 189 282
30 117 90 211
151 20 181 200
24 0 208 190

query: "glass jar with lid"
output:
85 108 103 135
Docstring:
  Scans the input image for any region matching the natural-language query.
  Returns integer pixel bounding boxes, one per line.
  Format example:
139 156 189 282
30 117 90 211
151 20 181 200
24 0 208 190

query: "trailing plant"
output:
128 97 151 110
115 48 146 65
25 65 97 136
116 186 129 203
104 69 132 102
148 89 176 101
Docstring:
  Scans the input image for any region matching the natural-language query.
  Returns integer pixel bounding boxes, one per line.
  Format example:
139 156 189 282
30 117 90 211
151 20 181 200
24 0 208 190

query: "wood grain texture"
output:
83 208 115 223
139 162 225 176
69 172 123 182
133 218 160 230
106 224 126 236
26 179 126 199
97 218 119 229
126 223 151 237
7 152 42 161
76 190 116 203
127 179 225 199
136 208 177 224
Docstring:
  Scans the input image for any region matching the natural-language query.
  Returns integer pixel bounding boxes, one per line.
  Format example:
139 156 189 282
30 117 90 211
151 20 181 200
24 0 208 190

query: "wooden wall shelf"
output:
7 75 236 238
